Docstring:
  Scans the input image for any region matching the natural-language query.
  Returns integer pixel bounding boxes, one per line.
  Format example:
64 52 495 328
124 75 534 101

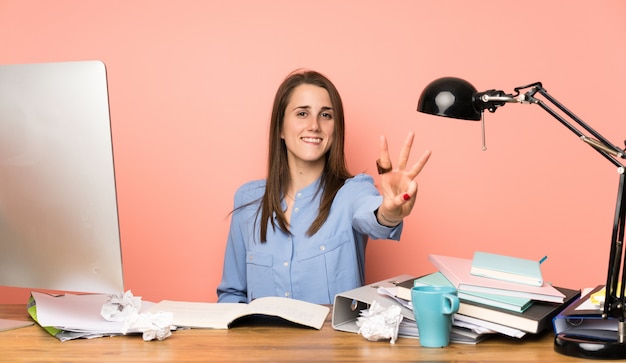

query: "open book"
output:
150 296 330 330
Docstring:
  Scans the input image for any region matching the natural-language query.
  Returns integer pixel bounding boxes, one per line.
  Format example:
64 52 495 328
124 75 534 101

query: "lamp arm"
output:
531 85 625 162
606 172 626 323
515 84 626 324
480 84 626 165
532 97 625 168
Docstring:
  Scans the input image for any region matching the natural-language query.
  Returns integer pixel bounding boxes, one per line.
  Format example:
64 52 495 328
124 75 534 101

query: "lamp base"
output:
554 333 626 359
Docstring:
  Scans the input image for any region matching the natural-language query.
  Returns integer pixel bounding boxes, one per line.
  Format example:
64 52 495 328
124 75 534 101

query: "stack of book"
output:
394 253 580 339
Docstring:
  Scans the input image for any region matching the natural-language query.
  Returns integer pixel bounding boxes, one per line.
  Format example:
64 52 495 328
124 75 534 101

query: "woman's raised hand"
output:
375 132 431 226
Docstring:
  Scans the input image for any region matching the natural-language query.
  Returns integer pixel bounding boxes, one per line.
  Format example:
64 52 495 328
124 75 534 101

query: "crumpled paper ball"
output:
356 300 403 344
101 290 142 322
101 291 173 341
126 311 174 341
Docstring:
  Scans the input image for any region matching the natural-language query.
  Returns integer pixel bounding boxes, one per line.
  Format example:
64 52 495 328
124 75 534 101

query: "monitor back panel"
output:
0 60 124 294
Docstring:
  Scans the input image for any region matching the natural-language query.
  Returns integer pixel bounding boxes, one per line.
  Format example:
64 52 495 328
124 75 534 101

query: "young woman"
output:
217 69 431 304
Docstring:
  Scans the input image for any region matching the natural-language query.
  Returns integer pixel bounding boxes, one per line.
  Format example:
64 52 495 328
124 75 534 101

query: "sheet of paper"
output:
32 292 155 332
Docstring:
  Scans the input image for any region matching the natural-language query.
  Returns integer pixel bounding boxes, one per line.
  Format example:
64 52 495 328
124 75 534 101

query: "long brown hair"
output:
259 69 352 242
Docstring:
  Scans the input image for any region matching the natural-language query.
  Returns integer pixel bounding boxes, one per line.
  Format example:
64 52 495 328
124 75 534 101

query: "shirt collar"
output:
295 177 322 200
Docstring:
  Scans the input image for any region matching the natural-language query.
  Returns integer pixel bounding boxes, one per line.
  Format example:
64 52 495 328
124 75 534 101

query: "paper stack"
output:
27 291 171 341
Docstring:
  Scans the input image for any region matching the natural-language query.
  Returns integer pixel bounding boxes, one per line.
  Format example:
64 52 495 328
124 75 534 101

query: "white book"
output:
453 313 526 338
150 296 330 330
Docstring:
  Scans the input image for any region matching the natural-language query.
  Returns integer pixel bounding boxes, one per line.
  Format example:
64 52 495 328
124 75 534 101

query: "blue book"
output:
470 251 544 287
412 272 533 313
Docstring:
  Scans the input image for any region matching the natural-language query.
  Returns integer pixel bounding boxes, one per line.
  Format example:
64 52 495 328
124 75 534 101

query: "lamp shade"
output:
417 77 481 121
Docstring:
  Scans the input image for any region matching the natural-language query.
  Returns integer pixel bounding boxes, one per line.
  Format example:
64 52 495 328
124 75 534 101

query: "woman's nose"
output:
306 116 321 131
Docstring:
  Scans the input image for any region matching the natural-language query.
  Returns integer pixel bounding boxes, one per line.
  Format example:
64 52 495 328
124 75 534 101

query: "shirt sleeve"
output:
346 174 403 241
216 184 259 303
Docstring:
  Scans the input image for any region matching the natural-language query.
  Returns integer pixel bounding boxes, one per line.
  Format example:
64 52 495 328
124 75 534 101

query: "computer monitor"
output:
0 60 124 294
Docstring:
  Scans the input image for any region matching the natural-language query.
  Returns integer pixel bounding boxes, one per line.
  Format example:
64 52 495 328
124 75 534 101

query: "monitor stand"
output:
0 318 33 332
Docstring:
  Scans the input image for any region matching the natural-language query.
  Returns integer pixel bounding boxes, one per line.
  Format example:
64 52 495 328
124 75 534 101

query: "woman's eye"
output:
321 112 333 119
297 111 308 117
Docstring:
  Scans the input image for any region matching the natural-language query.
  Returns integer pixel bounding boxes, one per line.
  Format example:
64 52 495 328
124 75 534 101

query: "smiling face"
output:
280 84 335 171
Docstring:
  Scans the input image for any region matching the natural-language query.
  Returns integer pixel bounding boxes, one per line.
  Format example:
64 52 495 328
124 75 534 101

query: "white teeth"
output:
302 137 322 143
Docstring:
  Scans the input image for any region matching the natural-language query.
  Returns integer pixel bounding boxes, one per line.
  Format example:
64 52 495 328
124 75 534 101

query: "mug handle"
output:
442 294 460 315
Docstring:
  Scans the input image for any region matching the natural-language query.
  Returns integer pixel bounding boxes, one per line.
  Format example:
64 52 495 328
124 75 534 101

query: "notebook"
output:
429 254 565 303
471 251 543 286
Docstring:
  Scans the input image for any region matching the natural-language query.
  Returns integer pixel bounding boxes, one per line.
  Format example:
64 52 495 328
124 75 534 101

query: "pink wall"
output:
1 0 625 304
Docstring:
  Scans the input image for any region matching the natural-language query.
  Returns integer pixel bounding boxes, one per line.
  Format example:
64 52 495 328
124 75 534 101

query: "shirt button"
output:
294 207 299 213
320 245 326 251
283 261 289 267
296 193 302 198
284 292 290 297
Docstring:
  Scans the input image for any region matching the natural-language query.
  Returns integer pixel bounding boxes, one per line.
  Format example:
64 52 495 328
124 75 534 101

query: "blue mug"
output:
411 285 460 348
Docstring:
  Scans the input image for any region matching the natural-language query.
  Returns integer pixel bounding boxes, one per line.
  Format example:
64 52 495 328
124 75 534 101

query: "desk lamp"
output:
417 77 626 359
